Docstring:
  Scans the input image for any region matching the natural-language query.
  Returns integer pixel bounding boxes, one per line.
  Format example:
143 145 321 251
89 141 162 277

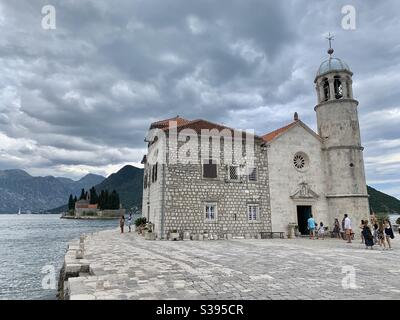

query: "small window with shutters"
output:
203 159 217 178
248 167 257 182
205 203 217 222
248 205 259 221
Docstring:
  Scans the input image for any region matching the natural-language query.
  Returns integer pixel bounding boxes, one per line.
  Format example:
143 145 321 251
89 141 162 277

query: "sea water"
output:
0 214 125 300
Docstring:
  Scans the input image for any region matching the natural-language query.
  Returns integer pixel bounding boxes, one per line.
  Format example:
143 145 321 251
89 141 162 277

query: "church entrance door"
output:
297 206 312 235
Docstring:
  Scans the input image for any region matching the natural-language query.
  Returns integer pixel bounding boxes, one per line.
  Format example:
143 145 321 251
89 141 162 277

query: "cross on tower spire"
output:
326 32 334 57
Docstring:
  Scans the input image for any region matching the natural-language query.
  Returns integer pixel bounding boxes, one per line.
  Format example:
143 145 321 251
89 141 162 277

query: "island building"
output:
141 45 370 239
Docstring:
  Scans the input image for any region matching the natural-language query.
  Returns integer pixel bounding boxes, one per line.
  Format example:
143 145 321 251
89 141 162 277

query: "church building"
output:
141 46 370 239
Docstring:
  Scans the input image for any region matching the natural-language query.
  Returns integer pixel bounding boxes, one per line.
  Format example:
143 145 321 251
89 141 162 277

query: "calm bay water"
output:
0 214 122 300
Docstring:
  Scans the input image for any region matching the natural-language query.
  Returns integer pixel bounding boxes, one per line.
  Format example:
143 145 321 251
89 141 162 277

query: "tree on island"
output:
68 194 75 210
89 187 98 205
68 188 121 211
79 188 86 200
97 189 121 210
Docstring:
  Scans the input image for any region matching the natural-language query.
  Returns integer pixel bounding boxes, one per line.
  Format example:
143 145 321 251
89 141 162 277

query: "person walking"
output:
127 213 132 233
344 214 352 243
341 216 346 240
372 222 379 245
359 220 365 244
384 219 394 250
333 218 341 239
307 214 316 240
119 214 125 234
362 220 374 249
377 222 386 249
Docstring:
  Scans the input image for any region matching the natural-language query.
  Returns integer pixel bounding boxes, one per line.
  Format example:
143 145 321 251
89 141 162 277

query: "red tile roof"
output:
149 117 261 139
166 119 261 139
150 116 191 129
261 120 299 142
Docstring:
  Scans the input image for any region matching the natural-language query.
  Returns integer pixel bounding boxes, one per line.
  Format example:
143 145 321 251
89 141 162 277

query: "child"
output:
318 222 325 240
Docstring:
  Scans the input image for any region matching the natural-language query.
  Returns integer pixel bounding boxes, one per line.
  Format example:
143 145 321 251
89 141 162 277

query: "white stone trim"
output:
204 202 218 223
247 204 260 223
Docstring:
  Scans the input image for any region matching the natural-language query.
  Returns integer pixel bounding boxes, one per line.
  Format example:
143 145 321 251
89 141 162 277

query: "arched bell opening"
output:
334 76 343 100
322 78 330 102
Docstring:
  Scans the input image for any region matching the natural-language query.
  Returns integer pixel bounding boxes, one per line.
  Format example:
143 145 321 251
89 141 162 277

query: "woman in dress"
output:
362 221 374 249
377 222 386 249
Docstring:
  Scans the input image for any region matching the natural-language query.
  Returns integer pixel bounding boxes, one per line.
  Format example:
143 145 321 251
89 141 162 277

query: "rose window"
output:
293 152 308 170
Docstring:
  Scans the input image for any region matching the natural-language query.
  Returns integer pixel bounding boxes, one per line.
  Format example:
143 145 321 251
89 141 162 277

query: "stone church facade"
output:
141 50 370 239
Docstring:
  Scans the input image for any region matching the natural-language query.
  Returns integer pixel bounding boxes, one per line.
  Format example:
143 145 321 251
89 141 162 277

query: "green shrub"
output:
376 214 389 223
396 217 400 225
135 217 147 227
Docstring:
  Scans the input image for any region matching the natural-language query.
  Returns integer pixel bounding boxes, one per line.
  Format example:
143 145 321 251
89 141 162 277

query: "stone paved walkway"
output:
66 229 400 300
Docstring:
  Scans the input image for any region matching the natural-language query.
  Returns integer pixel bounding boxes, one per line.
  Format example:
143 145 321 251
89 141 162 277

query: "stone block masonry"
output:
143 135 272 239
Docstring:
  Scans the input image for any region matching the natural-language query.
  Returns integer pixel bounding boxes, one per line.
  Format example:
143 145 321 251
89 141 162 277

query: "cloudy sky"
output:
0 0 399 198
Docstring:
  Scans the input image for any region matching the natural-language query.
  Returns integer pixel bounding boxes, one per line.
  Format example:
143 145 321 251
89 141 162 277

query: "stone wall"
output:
74 208 125 218
266 123 330 235
161 136 271 239
142 140 164 237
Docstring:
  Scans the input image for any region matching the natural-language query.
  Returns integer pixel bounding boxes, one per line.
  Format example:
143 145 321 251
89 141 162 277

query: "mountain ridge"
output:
1 166 399 216
0 170 105 213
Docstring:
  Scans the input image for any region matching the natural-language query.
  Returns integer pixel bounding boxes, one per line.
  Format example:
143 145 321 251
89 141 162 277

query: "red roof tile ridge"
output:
262 120 299 142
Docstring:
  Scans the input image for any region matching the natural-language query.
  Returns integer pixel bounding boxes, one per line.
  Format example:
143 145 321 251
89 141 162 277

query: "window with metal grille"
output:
248 205 258 221
205 203 217 221
248 167 257 181
229 166 239 180
203 160 217 178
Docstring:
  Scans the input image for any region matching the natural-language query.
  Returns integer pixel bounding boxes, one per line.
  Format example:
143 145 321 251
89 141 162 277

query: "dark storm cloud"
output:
0 0 399 197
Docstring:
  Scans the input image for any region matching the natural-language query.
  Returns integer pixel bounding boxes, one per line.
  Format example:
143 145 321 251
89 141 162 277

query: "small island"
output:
61 187 125 219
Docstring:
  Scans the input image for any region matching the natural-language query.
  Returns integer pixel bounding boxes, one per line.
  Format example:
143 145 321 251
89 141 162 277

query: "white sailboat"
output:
17 208 21 215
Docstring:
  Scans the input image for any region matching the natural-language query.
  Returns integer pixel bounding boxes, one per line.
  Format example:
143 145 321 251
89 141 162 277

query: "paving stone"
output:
65 229 400 300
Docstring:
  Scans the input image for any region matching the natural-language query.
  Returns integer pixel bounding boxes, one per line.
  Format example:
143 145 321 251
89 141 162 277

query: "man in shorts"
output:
344 214 352 243
307 214 316 240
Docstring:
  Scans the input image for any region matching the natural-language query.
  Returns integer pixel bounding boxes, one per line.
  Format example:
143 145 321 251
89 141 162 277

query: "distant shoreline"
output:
60 215 119 220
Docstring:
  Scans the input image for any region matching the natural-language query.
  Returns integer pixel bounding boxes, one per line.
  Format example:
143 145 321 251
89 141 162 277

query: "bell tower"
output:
314 34 370 226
